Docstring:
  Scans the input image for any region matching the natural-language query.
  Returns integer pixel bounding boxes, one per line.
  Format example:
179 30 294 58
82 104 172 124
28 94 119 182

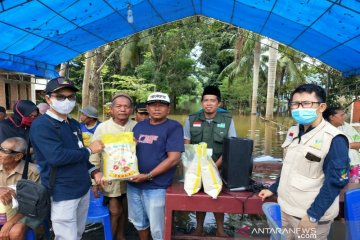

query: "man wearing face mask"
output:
259 84 350 240
0 100 39 144
30 77 105 240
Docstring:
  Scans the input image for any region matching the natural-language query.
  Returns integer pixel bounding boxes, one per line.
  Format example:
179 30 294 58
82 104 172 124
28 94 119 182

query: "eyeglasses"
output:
50 94 76 102
0 147 21 155
289 101 322 109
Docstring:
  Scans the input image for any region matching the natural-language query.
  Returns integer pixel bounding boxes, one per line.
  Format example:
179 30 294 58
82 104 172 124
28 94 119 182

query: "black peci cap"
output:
202 85 221 100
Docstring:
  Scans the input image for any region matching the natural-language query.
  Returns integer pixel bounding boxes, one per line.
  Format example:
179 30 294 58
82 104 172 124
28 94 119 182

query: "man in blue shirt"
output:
259 84 350 240
79 105 101 147
30 77 105 240
128 92 184 240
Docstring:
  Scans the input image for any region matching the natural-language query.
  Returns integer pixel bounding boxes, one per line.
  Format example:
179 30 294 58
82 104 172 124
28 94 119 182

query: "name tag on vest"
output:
217 123 225 128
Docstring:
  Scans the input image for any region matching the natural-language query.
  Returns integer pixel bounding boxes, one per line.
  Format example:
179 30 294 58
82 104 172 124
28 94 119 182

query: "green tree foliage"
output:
103 75 155 103
220 77 252 113
64 16 351 114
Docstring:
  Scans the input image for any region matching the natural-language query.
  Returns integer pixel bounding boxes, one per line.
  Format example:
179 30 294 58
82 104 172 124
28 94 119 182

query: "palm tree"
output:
82 50 93 108
217 29 254 85
89 47 104 107
59 63 68 77
251 37 261 115
265 40 279 120
275 46 306 112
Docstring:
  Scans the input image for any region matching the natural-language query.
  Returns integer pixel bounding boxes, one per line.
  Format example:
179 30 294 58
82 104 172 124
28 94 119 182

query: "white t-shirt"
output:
338 122 360 166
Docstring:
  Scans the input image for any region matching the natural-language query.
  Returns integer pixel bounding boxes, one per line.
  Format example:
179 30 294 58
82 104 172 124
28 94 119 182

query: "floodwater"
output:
82 114 295 239
171 114 294 159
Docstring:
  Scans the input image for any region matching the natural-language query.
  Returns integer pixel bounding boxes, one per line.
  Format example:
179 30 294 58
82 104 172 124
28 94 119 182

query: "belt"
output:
292 216 331 225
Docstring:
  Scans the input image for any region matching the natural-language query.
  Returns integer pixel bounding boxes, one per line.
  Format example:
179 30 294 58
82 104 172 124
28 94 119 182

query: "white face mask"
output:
50 98 76 115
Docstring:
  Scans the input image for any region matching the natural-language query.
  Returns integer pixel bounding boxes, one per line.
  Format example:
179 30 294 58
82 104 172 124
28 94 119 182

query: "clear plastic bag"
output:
182 144 202 196
201 144 223 199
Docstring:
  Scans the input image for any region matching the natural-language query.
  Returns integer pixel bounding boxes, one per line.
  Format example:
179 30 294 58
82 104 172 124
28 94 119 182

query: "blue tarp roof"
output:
0 0 359 78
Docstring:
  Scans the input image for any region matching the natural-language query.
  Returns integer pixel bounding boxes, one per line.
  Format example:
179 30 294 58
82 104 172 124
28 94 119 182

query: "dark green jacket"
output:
189 111 232 161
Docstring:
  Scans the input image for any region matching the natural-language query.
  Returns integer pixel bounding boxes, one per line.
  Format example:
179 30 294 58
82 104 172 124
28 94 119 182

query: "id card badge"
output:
73 132 84 148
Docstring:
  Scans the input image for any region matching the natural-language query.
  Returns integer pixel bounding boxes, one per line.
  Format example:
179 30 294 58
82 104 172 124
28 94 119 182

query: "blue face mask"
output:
291 108 318 125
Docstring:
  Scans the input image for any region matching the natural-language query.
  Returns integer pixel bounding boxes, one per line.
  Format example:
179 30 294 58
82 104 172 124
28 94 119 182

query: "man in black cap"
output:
184 85 237 237
134 103 149 122
30 77 105 240
0 106 6 122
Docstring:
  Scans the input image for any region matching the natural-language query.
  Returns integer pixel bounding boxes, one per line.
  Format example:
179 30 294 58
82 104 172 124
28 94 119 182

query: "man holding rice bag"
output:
184 86 237 237
128 92 184 240
30 77 105 240
89 93 136 240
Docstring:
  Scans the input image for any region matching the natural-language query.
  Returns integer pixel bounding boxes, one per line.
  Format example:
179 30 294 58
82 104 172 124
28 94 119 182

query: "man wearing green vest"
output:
184 85 237 237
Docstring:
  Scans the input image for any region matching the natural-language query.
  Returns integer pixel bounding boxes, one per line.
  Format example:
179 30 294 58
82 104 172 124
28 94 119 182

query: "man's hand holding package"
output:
88 140 105 154
128 174 149 183
0 187 15 205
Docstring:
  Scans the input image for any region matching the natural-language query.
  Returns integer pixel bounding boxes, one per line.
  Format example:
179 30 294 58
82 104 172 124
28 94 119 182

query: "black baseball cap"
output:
135 103 148 114
45 77 78 94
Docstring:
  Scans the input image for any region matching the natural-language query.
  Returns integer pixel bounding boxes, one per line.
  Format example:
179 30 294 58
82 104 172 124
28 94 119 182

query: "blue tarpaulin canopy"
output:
0 0 359 78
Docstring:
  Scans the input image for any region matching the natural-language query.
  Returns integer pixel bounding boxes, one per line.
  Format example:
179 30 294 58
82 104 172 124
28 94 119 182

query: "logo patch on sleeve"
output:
340 169 349 181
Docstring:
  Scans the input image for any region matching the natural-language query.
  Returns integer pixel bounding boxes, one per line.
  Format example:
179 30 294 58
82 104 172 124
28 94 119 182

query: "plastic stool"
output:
345 188 360 240
262 202 285 240
87 191 112 240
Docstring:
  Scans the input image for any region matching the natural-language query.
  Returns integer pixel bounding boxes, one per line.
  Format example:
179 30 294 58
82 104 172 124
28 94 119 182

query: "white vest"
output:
278 119 347 221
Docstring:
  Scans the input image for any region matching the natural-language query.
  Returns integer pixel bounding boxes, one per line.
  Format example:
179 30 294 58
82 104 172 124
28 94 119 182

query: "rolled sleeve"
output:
269 177 280 194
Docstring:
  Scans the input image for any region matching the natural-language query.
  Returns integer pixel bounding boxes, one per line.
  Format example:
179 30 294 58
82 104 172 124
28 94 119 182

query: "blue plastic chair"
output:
25 227 36 240
87 190 112 240
262 202 286 240
345 188 360 240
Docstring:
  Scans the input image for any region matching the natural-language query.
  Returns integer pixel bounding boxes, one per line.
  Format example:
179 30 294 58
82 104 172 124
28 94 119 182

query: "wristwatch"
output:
146 172 153 181
308 216 318 223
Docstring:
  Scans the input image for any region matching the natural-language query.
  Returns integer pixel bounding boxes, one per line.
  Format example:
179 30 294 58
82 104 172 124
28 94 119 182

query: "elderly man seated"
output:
0 137 40 240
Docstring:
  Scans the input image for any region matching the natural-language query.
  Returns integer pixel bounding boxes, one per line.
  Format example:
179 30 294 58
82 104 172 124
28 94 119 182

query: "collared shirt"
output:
89 118 137 197
45 110 66 122
0 160 40 220
0 160 40 186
